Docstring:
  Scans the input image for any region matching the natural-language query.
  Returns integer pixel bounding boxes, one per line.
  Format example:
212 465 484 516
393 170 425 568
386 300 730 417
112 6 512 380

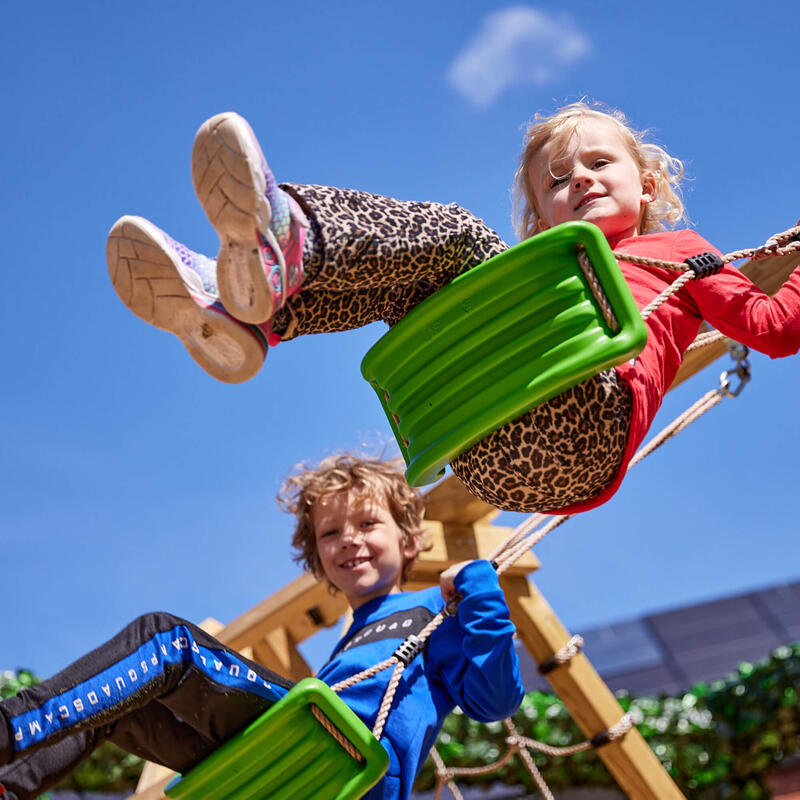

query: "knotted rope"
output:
330 608 454 740
429 714 633 800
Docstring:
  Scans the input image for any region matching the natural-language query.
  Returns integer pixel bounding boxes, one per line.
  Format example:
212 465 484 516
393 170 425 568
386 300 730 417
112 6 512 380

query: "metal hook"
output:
719 343 751 398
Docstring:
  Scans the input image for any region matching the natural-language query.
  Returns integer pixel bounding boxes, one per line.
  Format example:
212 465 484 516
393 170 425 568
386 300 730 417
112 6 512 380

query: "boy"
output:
0 455 523 800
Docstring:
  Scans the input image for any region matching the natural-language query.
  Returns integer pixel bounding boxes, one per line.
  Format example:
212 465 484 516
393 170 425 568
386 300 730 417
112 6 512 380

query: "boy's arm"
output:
432 560 524 722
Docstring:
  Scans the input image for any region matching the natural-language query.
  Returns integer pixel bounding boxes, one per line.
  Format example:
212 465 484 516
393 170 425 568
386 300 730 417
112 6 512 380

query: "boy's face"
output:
529 116 654 246
312 489 417 609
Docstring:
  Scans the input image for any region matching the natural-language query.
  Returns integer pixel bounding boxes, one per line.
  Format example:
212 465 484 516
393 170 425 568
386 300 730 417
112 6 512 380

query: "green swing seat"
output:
361 220 648 487
165 678 389 800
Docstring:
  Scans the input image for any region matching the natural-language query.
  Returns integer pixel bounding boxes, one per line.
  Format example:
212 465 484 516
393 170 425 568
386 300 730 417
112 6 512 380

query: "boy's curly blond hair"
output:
513 101 687 241
277 454 428 588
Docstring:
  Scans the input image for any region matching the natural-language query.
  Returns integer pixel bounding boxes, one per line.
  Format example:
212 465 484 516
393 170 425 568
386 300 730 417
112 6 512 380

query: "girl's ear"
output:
641 173 657 203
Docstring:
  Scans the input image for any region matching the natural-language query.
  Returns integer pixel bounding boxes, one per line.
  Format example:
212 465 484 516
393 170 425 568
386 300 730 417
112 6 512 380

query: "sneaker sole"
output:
106 215 266 384
192 112 275 324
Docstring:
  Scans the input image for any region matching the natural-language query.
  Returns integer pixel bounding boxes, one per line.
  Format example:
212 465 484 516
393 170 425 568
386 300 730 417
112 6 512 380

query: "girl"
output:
107 103 800 514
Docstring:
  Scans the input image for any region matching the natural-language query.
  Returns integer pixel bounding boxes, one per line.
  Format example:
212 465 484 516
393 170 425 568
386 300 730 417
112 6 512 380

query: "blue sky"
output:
2 1 798 678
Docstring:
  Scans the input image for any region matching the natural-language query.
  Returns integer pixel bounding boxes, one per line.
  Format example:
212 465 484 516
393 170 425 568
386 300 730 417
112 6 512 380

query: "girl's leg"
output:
0 612 293 798
108 112 506 376
450 370 633 513
190 112 507 338
106 217 270 384
272 183 508 338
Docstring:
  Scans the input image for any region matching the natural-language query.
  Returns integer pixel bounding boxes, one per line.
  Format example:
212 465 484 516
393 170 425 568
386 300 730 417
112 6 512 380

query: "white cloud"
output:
447 7 591 107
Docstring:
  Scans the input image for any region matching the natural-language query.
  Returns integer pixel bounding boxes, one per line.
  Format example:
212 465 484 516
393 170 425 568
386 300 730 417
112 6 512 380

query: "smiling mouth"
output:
339 556 371 569
575 193 604 210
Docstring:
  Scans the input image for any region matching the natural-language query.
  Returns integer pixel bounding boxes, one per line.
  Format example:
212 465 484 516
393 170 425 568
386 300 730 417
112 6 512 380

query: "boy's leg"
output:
450 371 633 512
0 707 219 800
0 728 106 800
0 612 293 797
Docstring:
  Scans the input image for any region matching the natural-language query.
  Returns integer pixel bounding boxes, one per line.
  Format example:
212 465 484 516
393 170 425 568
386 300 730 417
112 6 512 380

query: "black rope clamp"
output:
590 714 632 749
537 657 561 675
394 634 423 666
684 252 724 279
590 729 615 749
538 636 583 675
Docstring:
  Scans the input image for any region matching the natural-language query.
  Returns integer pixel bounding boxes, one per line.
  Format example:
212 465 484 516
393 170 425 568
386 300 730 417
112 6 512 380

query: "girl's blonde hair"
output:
513 101 687 241
277 454 428 588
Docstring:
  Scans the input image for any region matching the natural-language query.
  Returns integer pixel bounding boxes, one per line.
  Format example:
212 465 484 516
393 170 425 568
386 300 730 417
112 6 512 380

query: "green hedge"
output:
415 642 800 799
4 642 798 798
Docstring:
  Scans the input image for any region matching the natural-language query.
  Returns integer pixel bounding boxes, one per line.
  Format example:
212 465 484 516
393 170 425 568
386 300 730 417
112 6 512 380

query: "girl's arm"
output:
688 264 800 358
678 229 800 358
432 560 524 722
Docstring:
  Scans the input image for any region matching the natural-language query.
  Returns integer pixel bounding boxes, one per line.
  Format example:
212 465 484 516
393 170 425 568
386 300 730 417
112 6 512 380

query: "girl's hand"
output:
440 560 474 603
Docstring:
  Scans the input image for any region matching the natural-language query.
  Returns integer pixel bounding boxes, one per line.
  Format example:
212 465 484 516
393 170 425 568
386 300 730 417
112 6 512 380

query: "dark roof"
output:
518 579 800 695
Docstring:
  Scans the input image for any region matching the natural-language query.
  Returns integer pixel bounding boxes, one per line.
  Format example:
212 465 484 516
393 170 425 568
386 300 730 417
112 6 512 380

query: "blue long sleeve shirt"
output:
316 560 524 800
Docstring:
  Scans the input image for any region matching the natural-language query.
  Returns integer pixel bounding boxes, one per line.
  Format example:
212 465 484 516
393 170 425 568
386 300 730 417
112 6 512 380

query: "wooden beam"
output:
131 774 171 800
217 572 348 652
501 575 684 799
422 475 499 525
411 521 538 581
252 627 313 682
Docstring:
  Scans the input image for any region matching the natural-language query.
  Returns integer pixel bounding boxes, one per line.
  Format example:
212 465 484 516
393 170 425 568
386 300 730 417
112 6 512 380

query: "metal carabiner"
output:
719 343 751 398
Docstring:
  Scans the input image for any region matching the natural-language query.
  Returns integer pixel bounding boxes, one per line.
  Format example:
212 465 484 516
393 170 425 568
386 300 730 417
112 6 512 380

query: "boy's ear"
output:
403 537 421 562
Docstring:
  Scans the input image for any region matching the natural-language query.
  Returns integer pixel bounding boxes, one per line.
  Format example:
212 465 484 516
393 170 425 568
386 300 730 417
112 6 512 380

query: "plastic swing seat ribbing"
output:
165 678 389 800
361 220 648 487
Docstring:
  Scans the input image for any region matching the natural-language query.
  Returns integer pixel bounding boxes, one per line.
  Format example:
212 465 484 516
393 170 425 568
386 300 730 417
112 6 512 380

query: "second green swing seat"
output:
164 678 389 800
361 220 648 487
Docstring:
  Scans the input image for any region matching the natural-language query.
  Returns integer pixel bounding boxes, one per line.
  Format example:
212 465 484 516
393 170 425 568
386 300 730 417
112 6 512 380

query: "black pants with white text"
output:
0 612 294 800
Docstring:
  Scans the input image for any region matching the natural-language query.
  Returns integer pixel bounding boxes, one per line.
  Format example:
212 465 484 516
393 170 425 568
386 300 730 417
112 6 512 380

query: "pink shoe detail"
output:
107 215 268 383
192 112 309 325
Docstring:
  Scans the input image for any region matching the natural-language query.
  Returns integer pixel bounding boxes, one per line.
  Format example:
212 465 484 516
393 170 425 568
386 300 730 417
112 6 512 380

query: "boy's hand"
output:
440 560 474 603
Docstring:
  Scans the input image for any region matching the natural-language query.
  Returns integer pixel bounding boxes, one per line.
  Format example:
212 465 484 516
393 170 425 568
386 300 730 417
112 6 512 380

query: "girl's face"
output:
529 116 655 246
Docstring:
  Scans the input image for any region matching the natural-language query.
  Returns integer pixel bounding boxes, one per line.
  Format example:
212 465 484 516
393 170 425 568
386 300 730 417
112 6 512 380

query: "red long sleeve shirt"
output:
556 228 800 514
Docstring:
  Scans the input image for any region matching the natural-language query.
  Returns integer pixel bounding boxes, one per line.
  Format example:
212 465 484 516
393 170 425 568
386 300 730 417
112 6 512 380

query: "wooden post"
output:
501 574 684 799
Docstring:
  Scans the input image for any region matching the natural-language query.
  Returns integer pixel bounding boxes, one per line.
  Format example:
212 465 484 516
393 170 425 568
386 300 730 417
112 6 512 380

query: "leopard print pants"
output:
276 184 632 513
